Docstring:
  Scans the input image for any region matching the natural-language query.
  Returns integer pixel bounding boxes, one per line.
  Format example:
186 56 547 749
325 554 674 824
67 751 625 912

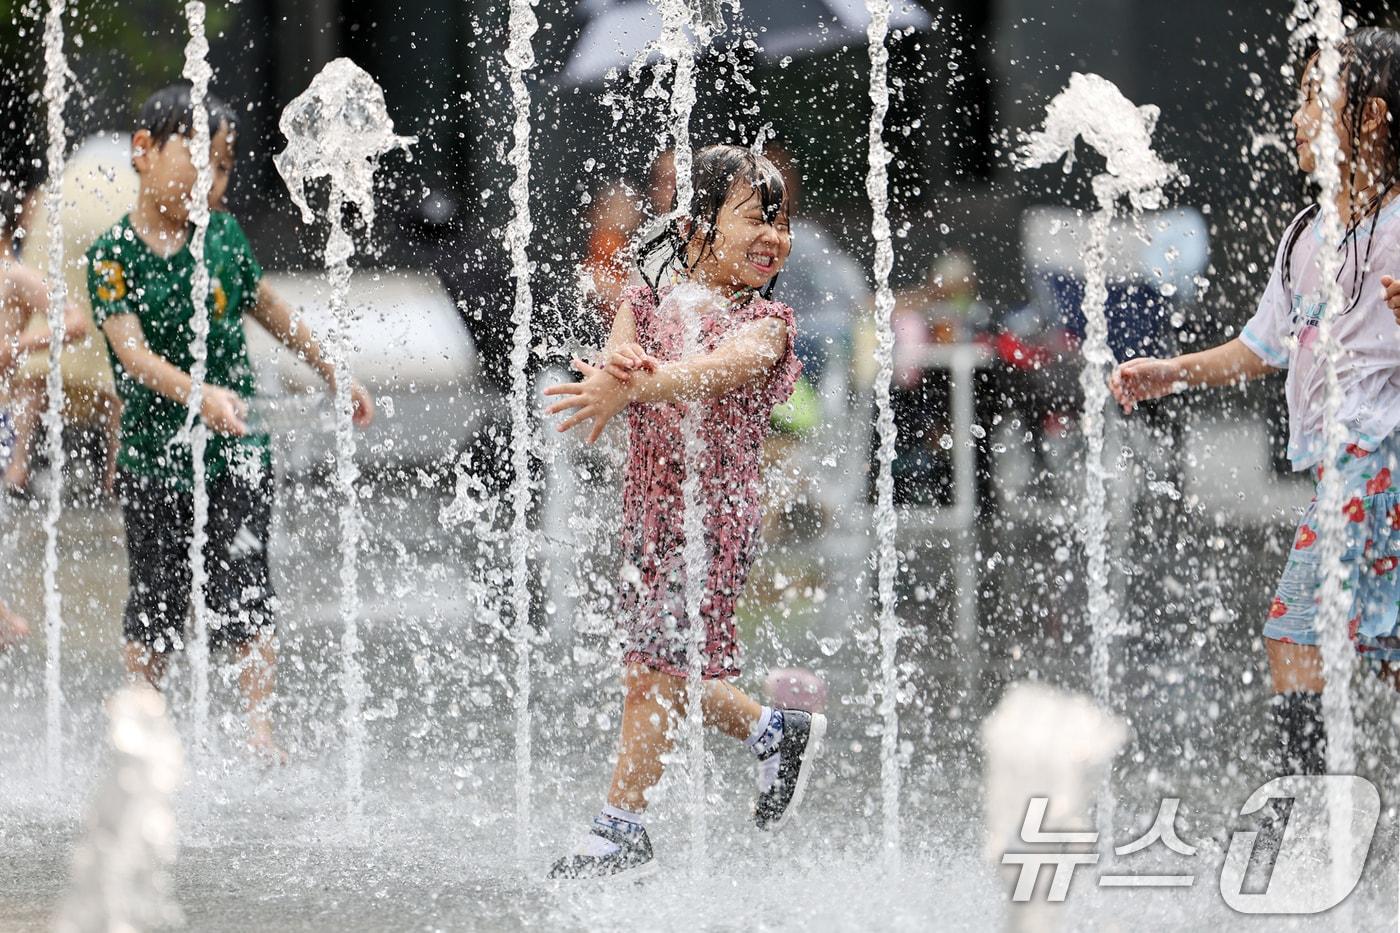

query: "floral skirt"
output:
1264 436 1400 663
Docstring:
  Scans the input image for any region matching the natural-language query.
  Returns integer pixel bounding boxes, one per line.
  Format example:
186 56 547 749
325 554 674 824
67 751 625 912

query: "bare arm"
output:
625 317 787 404
0 263 88 377
101 313 248 435
595 299 656 384
543 314 789 443
247 279 374 427
247 280 336 385
603 300 639 353
1172 337 1278 388
0 275 25 378
1110 337 1277 414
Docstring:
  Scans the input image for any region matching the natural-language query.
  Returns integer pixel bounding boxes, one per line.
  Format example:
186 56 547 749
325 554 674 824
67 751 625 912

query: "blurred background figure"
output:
6 134 136 498
0 170 88 651
412 188 512 398
759 144 871 540
892 250 990 385
407 186 519 499
766 143 868 421
579 181 642 321
644 148 675 221
871 249 998 507
0 597 26 648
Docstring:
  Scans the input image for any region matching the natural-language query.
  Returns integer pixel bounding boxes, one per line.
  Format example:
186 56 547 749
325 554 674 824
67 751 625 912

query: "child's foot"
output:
754 709 827 832
248 719 288 766
548 815 656 880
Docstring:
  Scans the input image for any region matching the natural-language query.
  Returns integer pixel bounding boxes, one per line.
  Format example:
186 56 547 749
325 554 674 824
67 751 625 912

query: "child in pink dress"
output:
544 145 826 879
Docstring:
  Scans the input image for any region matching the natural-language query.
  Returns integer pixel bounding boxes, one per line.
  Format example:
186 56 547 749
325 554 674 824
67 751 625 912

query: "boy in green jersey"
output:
90 84 374 759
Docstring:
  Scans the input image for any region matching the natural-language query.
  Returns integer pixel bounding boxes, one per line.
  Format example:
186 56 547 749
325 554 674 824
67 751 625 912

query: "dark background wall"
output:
0 0 1394 343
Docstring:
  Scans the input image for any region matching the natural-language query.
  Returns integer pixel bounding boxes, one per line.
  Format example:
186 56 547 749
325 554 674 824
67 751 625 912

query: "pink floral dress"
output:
610 283 801 679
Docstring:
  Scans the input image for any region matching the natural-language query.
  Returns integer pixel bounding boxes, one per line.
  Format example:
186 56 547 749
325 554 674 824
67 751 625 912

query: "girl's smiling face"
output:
688 182 792 294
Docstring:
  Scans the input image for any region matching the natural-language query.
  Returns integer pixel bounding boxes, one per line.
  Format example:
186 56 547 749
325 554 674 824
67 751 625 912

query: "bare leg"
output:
1270 638 1400 693
1266 640 1326 694
1266 640 1326 775
3 376 43 492
236 634 286 763
607 664 682 812
122 640 169 689
701 677 763 741
606 662 764 812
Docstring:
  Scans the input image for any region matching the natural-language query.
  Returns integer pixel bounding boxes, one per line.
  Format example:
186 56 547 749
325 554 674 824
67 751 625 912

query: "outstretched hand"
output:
601 342 659 384
1383 275 1400 324
1108 357 1187 414
349 381 375 429
200 385 249 436
542 357 634 444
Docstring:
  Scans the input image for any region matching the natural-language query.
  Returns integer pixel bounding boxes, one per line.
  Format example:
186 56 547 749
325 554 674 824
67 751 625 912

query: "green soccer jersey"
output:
88 210 270 489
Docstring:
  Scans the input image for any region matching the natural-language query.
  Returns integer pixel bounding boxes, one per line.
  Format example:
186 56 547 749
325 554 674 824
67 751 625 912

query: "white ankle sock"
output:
746 707 785 756
600 804 644 828
745 706 774 748
576 805 645 857
747 707 785 792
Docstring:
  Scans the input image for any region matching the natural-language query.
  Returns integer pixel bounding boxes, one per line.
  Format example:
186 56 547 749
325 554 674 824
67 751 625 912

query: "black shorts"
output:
117 467 277 653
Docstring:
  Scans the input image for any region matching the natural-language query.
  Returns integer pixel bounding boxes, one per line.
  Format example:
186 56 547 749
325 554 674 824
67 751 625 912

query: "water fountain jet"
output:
275 58 414 821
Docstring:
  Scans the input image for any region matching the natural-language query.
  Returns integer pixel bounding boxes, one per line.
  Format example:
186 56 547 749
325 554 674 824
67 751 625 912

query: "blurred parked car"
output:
246 269 481 474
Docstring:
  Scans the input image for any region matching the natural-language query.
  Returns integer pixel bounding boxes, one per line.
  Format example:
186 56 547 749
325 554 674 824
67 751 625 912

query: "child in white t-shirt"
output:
1111 28 1400 779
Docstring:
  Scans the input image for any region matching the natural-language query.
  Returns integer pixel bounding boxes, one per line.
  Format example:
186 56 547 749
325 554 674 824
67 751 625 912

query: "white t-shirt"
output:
1240 202 1400 470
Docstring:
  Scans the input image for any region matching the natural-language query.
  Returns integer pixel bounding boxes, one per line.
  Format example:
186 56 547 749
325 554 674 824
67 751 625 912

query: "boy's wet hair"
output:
637 144 790 299
1281 27 1400 311
136 82 237 151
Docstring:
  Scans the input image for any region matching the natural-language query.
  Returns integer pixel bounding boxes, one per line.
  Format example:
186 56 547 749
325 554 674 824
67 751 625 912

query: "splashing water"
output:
1018 73 1177 213
1017 71 1179 842
275 59 415 232
651 0 714 876
275 58 414 820
663 283 726 863
180 0 215 755
40 0 71 793
53 686 185 933
502 0 538 860
1288 0 1358 908
863 0 902 857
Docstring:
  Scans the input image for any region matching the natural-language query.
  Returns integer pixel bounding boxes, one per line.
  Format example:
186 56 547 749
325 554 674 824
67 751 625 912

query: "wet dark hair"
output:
636 144 790 300
1280 27 1400 311
136 82 237 152
0 178 21 239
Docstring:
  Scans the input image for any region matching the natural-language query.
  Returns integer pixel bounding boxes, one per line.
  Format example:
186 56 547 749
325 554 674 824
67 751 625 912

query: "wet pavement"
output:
1 420 1397 931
